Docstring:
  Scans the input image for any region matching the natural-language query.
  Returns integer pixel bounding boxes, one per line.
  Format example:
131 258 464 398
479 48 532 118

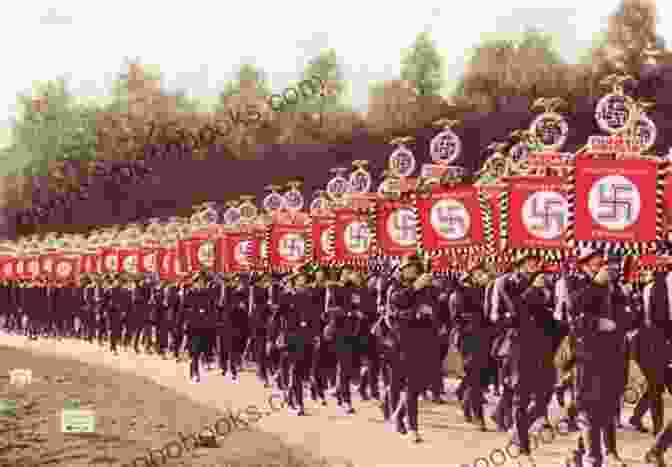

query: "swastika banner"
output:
52 257 78 281
503 176 569 251
219 232 258 272
375 201 417 256
138 248 159 274
570 156 662 250
312 216 334 263
416 184 486 253
0 257 16 280
333 208 372 265
98 248 120 274
269 223 310 270
118 249 141 275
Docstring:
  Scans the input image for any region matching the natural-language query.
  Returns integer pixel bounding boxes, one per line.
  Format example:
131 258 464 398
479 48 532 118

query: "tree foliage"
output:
400 31 445 96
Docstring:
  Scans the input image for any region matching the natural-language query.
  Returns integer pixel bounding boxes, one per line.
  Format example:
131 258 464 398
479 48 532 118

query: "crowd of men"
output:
2 248 672 467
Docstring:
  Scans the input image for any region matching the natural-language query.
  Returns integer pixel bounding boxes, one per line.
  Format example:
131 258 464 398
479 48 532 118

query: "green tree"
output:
294 49 349 113
4 78 99 180
400 31 445 96
216 63 271 111
453 28 565 112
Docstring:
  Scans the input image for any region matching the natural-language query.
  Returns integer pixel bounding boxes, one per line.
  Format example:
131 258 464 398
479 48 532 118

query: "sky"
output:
1 0 671 148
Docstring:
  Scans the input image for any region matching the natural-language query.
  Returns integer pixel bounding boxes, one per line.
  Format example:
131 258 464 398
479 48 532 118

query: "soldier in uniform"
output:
250 272 274 387
449 260 490 431
565 248 628 467
387 253 437 442
631 267 671 435
324 265 360 414
107 274 127 356
184 273 213 383
489 252 543 433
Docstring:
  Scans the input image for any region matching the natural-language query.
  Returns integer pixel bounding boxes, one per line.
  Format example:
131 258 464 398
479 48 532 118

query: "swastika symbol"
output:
346 222 369 254
430 199 470 240
588 175 641 232
387 208 416 247
523 191 567 240
437 207 464 234
597 184 633 221
283 238 304 257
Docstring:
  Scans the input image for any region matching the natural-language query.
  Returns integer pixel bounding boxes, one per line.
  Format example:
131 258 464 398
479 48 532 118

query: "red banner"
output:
416 184 485 252
505 176 568 250
99 248 120 274
41 255 57 277
25 257 40 279
333 208 372 263
53 257 78 281
118 249 141 275
376 201 417 256
573 157 659 243
158 248 184 279
1 258 17 279
312 216 334 263
269 223 310 270
138 248 159 274
220 232 256 272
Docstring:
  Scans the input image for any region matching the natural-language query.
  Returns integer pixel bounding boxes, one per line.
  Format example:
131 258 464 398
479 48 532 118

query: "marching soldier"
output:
565 248 628 467
449 261 490 431
631 267 671 435
250 272 274 387
386 253 438 442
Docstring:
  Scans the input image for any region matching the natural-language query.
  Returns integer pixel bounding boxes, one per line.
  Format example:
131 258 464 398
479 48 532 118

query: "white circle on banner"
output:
3 263 11 275
430 129 462 164
344 221 370 254
521 191 568 240
595 93 633 134
235 240 252 265
162 255 171 271
198 242 215 267
44 258 53 272
16 262 24 274
389 147 416 177
123 255 138 273
349 171 372 194
320 229 333 254
278 233 305 261
386 208 417 247
529 112 569 151
263 192 286 213
224 207 242 225
633 114 657 152
588 175 641 231
430 199 470 240
327 176 349 199
56 262 72 278
143 253 156 272
284 189 304 211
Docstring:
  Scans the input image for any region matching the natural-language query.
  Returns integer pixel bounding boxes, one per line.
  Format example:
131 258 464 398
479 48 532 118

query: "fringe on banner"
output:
304 218 313 261
656 166 666 242
412 200 423 254
565 164 576 249
497 190 509 252
264 223 273 272
369 206 378 254
478 189 495 257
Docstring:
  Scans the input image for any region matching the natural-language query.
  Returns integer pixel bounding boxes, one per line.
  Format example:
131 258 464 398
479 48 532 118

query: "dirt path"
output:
0 332 661 467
